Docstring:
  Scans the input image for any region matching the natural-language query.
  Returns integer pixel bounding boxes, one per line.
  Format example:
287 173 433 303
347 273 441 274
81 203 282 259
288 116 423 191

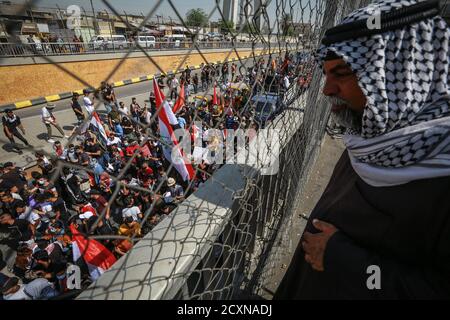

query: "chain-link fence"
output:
0 0 370 300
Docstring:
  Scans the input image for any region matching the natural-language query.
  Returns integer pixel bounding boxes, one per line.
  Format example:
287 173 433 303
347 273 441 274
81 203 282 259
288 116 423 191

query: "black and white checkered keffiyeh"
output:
318 0 450 186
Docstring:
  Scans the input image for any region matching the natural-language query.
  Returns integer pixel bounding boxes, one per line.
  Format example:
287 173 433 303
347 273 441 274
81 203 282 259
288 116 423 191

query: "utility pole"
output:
81 7 93 42
90 0 98 34
106 10 113 37
55 4 66 40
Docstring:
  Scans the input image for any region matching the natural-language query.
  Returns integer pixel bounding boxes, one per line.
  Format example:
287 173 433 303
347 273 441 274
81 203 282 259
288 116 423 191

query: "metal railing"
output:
0 41 284 57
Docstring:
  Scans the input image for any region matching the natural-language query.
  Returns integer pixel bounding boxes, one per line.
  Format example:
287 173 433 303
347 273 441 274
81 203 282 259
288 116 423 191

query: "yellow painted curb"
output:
45 95 61 102
15 100 33 108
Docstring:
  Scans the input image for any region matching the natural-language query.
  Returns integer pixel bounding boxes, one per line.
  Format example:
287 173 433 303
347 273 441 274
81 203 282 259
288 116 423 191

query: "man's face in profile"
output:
322 58 367 130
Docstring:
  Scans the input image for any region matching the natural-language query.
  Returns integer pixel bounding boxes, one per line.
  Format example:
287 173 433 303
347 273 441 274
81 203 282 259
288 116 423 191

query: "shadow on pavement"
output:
2 143 23 154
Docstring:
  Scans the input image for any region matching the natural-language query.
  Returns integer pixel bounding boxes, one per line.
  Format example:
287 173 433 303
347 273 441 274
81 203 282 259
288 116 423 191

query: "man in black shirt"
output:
0 192 24 218
75 145 90 166
2 109 29 153
0 213 33 244
192 74 199 93
84 138 101 158
32 250 67 284
121 117 134 138
157 76 165 90
70 92 85 125
101 81 115 113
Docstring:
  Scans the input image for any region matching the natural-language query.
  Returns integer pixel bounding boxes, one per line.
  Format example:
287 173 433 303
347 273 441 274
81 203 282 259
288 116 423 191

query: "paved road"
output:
0 53 278 168
12 53 275 119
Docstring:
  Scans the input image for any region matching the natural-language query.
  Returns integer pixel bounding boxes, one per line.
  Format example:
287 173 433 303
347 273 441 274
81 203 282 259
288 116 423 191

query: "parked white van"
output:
88 35 108 50
135 35 156 48
163 34 187 42
105 35 128 49
89 35 128 50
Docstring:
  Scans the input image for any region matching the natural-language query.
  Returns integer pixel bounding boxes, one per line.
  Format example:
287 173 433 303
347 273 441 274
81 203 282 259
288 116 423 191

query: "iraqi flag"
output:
90 111 108 145
213 85 219 105
153 79 195 181
190 123 202 143
172 83 185 114
70 224 116 281
223 128 228 141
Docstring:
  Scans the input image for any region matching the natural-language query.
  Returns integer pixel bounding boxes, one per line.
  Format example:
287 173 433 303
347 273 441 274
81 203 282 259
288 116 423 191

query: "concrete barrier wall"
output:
0 49 267 105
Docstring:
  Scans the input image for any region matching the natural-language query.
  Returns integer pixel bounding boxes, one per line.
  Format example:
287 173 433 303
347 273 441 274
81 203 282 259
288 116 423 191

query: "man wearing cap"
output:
1 108 29 153
41 104 68 142
166 177 184 204
276 0 450 299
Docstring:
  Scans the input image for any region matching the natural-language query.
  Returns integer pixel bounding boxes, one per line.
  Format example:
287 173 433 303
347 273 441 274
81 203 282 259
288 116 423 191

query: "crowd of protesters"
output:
0 51 310 299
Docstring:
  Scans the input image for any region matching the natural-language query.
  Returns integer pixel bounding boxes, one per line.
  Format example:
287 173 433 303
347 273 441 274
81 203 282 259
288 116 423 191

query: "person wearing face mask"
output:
0 193 22 222
34 175 58 198
2 108 30 154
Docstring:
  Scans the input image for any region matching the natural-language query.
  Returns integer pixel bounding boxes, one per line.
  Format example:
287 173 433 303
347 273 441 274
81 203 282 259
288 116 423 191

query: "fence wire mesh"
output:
0 0 369 300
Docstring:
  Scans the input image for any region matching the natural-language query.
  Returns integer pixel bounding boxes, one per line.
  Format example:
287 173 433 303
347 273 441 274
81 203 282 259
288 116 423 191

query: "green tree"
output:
186 8 208 27
241 22 257 34
281 13 294 36
218 20 235 34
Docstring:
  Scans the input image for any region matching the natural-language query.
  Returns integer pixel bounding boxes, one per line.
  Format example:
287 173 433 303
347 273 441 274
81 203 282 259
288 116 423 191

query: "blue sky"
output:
14 1 259 21
11 0 314 28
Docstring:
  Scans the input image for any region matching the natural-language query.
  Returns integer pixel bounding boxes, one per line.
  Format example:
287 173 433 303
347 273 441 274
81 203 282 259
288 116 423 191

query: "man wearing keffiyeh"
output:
275 0 450 299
